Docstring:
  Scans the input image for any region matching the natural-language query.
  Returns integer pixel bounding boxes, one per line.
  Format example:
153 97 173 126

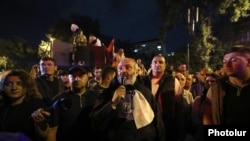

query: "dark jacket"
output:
210 76 250 125
0 98 47 141
35 76 65 106
142 72 193 141
50 89 99 141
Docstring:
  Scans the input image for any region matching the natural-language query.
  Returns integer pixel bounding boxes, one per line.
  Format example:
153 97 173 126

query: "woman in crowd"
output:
0 69 48 141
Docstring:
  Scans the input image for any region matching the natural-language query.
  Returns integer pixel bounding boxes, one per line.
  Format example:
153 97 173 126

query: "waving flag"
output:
106 38 115 65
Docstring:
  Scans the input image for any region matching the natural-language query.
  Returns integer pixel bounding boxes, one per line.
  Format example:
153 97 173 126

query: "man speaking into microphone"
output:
89 58 165 141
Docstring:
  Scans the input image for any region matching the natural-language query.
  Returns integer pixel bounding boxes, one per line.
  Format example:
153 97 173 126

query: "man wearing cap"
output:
34 66 99 141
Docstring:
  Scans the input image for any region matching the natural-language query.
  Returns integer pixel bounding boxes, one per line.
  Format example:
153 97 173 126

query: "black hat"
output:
68 66 87 75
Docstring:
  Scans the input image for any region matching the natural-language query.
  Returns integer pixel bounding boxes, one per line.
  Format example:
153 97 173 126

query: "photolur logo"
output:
208 129 247 136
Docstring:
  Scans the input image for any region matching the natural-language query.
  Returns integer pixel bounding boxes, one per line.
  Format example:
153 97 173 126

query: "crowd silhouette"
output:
0 44 250 141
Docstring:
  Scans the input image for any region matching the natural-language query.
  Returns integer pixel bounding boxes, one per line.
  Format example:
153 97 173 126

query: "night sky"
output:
0 0 162 47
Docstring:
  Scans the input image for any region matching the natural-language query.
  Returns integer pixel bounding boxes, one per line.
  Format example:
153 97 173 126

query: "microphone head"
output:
121 75 127 85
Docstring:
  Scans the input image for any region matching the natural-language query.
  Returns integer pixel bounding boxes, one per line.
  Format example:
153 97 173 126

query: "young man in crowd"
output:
205 45 250 125
35 57 65 106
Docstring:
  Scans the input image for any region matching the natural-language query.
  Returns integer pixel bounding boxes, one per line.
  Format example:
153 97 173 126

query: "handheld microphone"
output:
121 75 127 85
120 75 135 95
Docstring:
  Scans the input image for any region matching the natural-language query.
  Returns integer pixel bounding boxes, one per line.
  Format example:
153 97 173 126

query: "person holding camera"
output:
89 58 165 141
32 66 99 141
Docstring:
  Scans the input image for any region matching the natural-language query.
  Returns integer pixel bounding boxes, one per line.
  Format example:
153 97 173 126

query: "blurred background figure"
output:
214 67 226 77
190 68 213 99
184 74 194 92
176 64 188 75
29 64 40 78
166 64 175 76
112 48 125 68
57 70 70 90
87 66 102 89
90 66 116 95
175 72 194 106
136 58 148 76
175 72 194 140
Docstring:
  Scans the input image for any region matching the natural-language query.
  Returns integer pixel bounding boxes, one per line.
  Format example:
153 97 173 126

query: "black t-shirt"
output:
223 83 250 124
0 98 47 141
50 89 99 141
35 76 65 106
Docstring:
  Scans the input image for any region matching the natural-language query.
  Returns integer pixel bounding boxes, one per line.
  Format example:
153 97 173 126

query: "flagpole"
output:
72 33 77 66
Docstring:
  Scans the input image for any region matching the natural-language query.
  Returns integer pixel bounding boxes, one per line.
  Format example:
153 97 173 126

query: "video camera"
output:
39 98 72 130
49 97 72 112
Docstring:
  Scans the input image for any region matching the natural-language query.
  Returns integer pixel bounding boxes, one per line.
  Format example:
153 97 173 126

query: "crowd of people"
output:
0 44 249 141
